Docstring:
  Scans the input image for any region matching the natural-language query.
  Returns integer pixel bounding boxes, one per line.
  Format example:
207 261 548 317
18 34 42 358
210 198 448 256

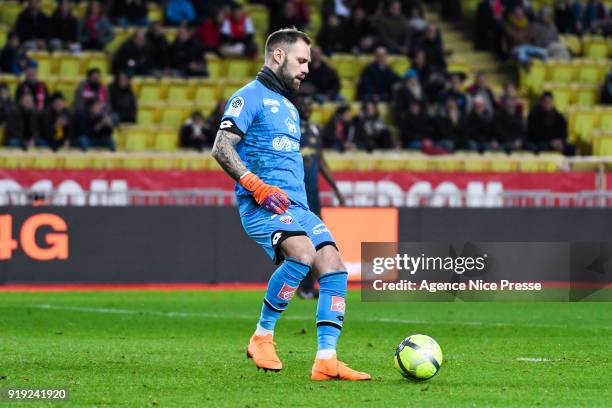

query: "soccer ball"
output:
394 334 443 381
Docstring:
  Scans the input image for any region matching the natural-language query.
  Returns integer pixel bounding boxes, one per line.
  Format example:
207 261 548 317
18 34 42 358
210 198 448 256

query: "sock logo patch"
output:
277 283 298 300
330 296 346 313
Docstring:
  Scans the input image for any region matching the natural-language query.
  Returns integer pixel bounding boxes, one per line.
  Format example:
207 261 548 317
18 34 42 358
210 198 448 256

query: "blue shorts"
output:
239 200 337 264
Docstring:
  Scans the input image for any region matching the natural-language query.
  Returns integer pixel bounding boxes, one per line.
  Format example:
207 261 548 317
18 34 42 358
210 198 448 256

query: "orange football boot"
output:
246 333 282 372
311 355 371 381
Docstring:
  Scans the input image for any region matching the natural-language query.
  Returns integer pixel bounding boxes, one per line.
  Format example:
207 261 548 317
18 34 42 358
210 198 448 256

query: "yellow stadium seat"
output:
0 2 22 26
574 85 598 107
32 155 57 169
160 107 188 128
151 157 175 170
193 81 219 104
592 132 612 156
548 61 574 83
122 157 150 169
124 127 152 151
84 53 110 76
30 53 55 77
560 34 581 55
583 37 609 60
64 156 91 169
517 159 540 172
222 81 245 100
524 61 547 93
249 8 269 34
138 83 165 105
106 28 133 54
546 84 571 113
403 157 432 171
390 58 410 77
154 131 179 152
137 106 160 125
309 105 323 125
490 158 516 172
576 61 602 84
206 57 222 79
57 55 83 78
166 82 192 103
54 79 79 105
569 109 597 143
330 54 359 80
226 59 253 80
340 80 356 102
599 110 612 132
148 3 163 22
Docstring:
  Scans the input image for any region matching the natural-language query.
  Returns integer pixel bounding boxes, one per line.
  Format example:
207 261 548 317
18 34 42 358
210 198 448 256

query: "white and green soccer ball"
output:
394 334 443 381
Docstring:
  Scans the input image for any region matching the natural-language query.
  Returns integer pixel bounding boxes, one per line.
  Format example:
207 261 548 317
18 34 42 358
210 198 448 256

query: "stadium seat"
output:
523 61 546 94
583 36 609 60
166 81 192 103
32 155 57 169
0 2 22 26
576 61 602 84
331 54 359 81
30 52 55 77
546 84 571 113
226 59 253 80
248 6 269 34
206 56 222 79
137 106 160 125
122 157 150 169
57 55 83 78
592 131 612 156
222 81 246 100
160 107 189 128
340 80 356 102
560 34 581 55
517 159 540 172
151 157 175 170
123 127 152 151
106 28 133 54
548 61 574 83
154 131 179 152
53 79 79 105
64 156 91 169
138 83 165 105
193 81 219 104
599 109 612 132
569 109 598 143
83 53 110 76
390 57 410 77
574 85 598 107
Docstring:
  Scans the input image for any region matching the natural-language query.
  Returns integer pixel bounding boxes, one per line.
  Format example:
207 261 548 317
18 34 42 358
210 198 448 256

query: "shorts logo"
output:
277 283 297 300
225 96 244 117
272 136 299 151
272 232 282 246
285 117 297 134
312 223 329 235
330 296 345 313
279 215 293 224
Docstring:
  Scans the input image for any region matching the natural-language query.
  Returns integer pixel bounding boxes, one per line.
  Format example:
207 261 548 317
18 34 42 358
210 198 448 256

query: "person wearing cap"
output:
40 92 72 151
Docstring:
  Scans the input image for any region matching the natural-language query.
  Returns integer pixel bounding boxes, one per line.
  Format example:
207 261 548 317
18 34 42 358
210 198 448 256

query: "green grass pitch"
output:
1 290 611 407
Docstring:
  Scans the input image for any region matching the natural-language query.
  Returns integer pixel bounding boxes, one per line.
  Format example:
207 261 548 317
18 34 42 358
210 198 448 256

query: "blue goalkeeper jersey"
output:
220 79 308 209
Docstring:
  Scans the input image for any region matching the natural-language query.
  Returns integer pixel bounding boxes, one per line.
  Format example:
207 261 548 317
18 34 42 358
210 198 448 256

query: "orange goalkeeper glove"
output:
239 171 291 214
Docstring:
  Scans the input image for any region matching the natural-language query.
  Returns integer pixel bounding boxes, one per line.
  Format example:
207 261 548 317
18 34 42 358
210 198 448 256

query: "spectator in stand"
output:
146 21 169 75
168 26 208 77
438 72 470 115
109 72 137 124
433 97 464 153
354 101 393 150
301 46 340 103
48 0 79 52
180 110 210 151
4 93 41 149
275 2 306 32
399 100 432 149
195 7 227 53
413 24 447 74
78 0 114 50
371 0 411 54
504 6 547 65
411 49 446 103
165 0 197 26
15 0 48 50
407 6 428 33
16 62 49 112
73 99 115 151
466 71 497 118
500 82 525 116
39 92 71 151
474 0 504 53
601 71 612 105
316 14 346 55
219 4 257 58
527 91 572 155
491 95 525 152
554 0 583 34
463 95 493 151
322 105 357 152
393 69 426 115
73 68 109 113
440 0 462 21
0 84 16 126
203 100 226 143
322 0 351 21
344 7 376 54
109 0 149 27
112 29 153 76
357 46 400 102
0 32 29 75
533 7 570 60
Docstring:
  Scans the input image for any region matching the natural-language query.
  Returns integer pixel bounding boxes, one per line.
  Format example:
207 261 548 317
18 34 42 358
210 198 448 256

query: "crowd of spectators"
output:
475 1 611 62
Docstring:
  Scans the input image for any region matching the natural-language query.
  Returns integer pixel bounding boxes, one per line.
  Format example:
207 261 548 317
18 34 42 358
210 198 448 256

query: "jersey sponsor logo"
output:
263 98 280 106
285 117 297 134
271 106 279 113
225 96 244 117
279 215 293 224
219 120 233 129
330 296 346 313
272 232 282 246
277 283 298 301
312 223 329 235
272 136 300 152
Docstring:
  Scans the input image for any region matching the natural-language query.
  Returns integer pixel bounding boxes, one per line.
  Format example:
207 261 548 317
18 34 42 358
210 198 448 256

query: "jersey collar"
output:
256 66 292 97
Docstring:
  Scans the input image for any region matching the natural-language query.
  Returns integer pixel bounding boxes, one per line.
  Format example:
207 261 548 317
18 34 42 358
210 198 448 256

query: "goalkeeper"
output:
211 27 370 381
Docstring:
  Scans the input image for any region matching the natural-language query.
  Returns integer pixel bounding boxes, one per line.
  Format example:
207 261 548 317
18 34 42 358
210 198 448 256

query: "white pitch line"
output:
516 357 553 362
27 304 606 329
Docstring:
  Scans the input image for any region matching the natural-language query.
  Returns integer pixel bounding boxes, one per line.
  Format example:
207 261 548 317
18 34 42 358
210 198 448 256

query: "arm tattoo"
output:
211 130 247 181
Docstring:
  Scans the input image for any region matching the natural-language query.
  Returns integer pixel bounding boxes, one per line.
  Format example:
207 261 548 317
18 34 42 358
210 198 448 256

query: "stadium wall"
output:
1 207 611 284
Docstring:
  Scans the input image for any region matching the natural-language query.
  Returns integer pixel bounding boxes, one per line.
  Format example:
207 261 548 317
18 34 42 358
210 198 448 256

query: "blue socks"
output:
258 258 311 331
316 271 348 352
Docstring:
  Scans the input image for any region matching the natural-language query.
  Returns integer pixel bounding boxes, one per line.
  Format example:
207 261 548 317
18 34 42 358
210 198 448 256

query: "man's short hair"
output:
265 27 312 56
